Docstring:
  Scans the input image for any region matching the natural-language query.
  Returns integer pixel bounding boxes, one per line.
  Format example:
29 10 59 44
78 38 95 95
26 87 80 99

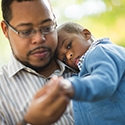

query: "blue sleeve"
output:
67 46 125 101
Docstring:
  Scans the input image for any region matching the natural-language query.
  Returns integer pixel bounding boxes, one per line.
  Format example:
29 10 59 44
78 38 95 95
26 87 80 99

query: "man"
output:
0 0 75 125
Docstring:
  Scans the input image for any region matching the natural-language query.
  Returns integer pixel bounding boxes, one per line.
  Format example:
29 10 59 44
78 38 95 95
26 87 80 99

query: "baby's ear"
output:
82 29 91 40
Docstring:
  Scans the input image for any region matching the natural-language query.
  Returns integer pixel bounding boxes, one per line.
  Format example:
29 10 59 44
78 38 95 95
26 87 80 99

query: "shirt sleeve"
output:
68 46 125 101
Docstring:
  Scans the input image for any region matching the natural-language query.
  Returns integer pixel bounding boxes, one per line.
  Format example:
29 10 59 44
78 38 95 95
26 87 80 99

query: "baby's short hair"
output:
57 22 84 34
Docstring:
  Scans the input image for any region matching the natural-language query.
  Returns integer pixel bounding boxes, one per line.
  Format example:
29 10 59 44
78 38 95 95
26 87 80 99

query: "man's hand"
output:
24 76 70 125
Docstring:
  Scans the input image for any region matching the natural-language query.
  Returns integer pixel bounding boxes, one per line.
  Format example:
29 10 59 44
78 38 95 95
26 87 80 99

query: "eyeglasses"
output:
4 20 57 38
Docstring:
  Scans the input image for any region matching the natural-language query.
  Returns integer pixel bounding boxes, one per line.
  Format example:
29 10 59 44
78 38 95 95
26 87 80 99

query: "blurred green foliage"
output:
0 0 125 66
51 0 125 46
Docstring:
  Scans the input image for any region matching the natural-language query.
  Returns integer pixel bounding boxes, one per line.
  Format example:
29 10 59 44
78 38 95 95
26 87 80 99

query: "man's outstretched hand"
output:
23 76 70 125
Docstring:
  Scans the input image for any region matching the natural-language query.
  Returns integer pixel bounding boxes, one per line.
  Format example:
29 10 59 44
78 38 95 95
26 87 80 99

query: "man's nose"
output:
31 31 46 44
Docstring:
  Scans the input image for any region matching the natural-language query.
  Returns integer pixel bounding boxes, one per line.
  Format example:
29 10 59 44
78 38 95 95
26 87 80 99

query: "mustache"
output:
28 46 51 56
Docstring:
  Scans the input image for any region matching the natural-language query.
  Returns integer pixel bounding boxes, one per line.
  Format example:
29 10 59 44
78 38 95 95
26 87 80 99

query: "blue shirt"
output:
67 38 125 125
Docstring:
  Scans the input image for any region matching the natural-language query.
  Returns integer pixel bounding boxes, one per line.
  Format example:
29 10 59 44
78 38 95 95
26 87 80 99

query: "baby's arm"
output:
49 76 74 99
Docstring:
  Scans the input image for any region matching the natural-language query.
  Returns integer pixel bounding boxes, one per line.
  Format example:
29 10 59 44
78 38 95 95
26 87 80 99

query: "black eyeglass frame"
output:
4 19 57 38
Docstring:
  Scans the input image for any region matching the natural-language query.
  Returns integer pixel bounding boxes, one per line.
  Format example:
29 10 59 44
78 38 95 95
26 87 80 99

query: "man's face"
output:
3 0 58 70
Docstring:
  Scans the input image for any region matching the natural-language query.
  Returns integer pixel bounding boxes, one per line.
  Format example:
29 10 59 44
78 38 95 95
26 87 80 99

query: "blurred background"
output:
0 0 125 67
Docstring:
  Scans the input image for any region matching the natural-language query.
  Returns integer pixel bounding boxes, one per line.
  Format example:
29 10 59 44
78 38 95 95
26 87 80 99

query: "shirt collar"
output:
8 54 74 78
56 59 76 75
8 54 26 77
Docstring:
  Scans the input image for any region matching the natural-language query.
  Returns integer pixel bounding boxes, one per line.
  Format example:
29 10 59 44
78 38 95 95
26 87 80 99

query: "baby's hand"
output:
49 76 74 98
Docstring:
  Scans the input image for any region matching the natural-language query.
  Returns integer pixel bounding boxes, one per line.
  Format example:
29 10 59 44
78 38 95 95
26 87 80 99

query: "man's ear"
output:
81 29 91 40
1 20 9 38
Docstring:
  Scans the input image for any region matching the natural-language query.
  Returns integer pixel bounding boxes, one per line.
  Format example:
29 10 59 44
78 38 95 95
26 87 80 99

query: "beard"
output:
11 46 54 72
24 56 53 72
14 52 54 72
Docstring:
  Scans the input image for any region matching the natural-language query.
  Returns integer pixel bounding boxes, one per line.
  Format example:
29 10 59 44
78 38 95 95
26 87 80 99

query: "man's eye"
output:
42 26 53 32
20 30 32 36
67 42 71 49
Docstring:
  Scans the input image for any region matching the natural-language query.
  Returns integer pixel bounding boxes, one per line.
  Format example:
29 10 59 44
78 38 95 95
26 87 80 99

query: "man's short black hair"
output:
1 0 34 22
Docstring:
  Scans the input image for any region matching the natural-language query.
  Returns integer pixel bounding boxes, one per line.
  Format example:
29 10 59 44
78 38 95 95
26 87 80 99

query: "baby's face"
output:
56 31 90 70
